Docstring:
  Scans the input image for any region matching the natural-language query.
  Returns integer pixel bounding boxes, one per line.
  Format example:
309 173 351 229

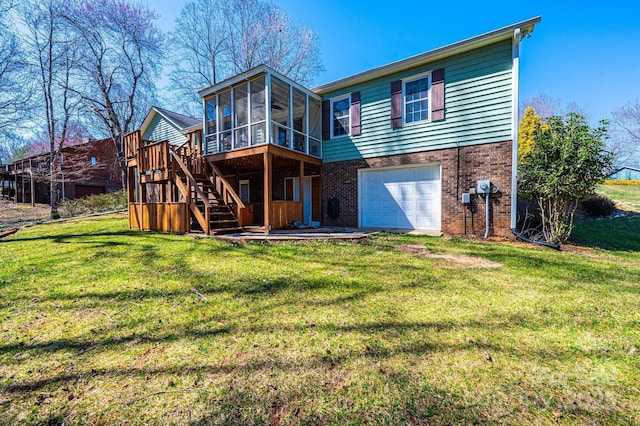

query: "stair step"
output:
210 227 243 235
210 219 240 225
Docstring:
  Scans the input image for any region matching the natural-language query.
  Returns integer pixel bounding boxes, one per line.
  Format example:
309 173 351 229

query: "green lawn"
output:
571 183 640 250
1 213 639 425
598 183 640 212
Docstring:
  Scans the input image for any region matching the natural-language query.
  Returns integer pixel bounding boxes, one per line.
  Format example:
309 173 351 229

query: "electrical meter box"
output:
477 180 491 194
461 193 471 204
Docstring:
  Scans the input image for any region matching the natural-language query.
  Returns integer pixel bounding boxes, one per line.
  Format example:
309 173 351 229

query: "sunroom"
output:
198 65 323 232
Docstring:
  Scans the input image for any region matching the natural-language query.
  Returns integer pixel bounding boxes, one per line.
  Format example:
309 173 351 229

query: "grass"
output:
1 213 639 424
572 214 640 251
596 183 640 212
0 200 50 229
571 184 640 250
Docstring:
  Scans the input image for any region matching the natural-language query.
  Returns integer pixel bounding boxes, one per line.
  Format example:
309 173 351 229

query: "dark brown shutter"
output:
390 80 403 128
431 68 445 121
350 91 361 136
322 100 330 140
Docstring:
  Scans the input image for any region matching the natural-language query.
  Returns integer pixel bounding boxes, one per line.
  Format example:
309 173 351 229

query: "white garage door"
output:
359 164 441 230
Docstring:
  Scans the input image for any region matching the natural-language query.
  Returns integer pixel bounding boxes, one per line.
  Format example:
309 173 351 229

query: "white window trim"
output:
402 71 432 126
330 95 351 139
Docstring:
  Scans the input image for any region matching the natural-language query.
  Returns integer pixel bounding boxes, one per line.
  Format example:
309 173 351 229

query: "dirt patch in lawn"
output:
395 244 502 268
0 199 50 229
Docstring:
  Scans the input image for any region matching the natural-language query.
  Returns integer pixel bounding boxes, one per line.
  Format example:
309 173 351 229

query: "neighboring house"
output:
608 166 640 181
139 106 202 146
1 138 122 204
125 17 540 237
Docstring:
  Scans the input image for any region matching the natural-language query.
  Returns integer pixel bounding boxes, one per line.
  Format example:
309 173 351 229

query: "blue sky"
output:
148 0 640 123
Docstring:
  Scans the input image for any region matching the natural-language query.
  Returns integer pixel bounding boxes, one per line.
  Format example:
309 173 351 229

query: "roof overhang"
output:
197 64 322 101
139 107 161 136
312 16 541 95
181 123 203 135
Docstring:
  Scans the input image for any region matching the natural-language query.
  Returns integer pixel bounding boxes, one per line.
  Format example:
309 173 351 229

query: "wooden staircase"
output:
125 130 245 235
170 141 245 235
187 173 243 234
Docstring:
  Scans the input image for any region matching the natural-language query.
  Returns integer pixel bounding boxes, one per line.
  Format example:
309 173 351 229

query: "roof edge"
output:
312 16 541 95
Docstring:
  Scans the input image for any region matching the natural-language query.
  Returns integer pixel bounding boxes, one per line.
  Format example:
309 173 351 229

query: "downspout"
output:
510 28 521 232
509 26 558 250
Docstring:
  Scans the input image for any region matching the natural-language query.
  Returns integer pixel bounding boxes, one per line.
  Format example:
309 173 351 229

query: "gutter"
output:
313 16 541 95
510 18 541 232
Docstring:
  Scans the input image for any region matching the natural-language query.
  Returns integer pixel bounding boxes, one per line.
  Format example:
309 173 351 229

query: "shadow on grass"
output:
1 324 626 424
0 304 625 373
571 214 640 252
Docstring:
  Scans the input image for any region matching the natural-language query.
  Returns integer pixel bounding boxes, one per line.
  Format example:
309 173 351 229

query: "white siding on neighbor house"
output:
142 113 188 146
322 39 514 163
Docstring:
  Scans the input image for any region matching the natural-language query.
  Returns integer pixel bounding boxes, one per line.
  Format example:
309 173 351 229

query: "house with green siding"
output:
140 106 201 146
125 17 540 237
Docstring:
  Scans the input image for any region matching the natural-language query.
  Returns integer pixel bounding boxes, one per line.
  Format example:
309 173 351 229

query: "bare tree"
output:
609 98 640 166
169 0 227 113
59 0 164 190
18 0 80 216
169 0 323 116
520 94 589 120
0 0 30 164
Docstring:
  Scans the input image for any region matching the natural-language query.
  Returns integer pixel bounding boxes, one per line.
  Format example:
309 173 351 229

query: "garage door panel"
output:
360 165 441 231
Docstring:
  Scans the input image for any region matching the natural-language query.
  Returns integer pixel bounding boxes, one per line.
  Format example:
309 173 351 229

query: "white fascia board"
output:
197 64 322 101
180 123 204 135
139 107 159 136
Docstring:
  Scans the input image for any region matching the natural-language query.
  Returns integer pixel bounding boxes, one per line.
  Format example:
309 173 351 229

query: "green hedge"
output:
56 190 127 218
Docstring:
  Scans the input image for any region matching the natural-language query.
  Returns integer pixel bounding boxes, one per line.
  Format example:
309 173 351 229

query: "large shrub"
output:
518 113 613 243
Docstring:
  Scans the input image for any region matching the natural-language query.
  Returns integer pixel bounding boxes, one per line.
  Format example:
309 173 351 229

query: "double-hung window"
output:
331 96 350 138
404 73 431 125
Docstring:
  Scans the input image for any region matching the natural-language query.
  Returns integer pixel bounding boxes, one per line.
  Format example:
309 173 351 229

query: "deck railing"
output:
138 140 170 178
207 161 246 224
124 131 141 159
169 148 211 233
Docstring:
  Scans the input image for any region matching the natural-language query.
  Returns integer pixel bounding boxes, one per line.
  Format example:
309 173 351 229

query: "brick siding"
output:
322 141 513 237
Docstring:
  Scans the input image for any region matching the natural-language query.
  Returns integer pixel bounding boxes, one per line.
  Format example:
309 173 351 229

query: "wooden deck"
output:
125 129 322 236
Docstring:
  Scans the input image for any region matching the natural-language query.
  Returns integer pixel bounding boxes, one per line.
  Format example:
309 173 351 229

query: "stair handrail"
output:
208 162 246 210
169 147 210 234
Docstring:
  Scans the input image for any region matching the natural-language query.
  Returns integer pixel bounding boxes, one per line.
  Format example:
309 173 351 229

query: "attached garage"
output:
358 164 441 230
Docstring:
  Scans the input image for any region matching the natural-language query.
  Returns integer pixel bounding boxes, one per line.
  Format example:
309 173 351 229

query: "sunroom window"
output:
201 68 321 157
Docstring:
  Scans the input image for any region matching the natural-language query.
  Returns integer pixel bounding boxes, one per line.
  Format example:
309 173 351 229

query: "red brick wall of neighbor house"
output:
322 140 514 237
61 138 123 198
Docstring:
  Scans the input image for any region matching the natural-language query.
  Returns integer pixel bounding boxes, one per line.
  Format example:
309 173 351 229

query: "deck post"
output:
299 160 304 223
263 151 272 235
21 161 25 204
12 171 16 203
29 158 35 206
